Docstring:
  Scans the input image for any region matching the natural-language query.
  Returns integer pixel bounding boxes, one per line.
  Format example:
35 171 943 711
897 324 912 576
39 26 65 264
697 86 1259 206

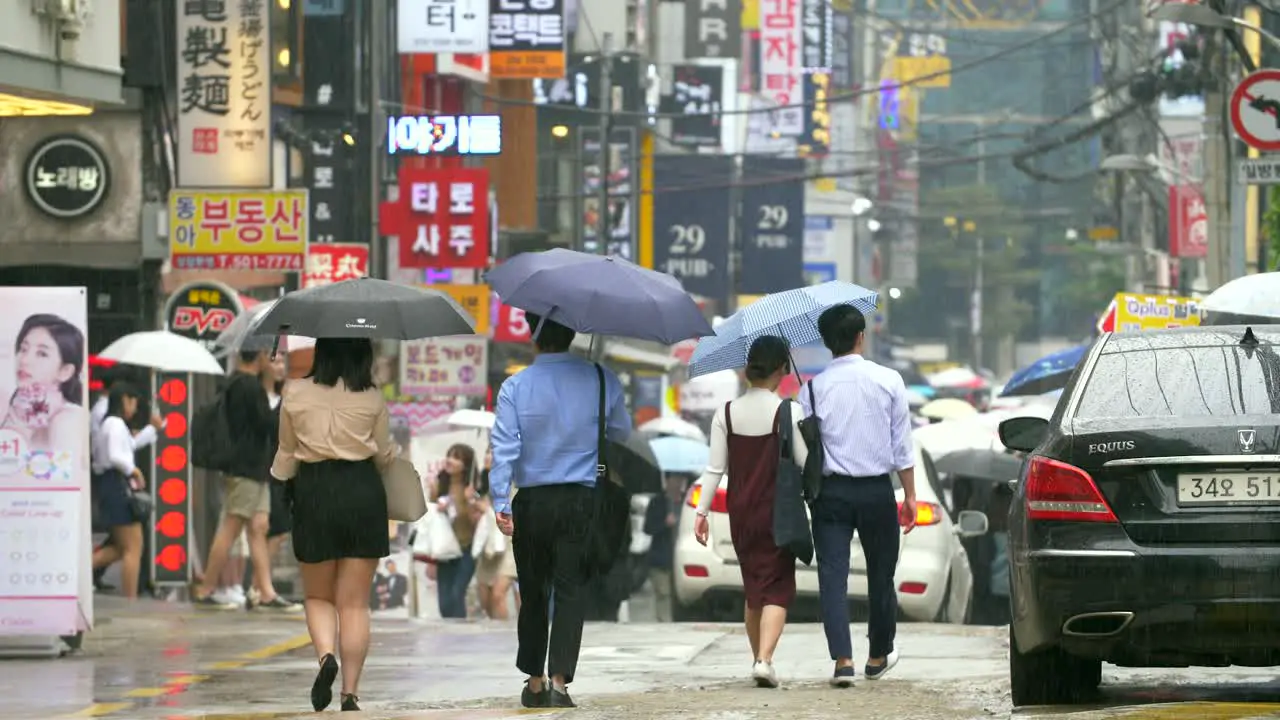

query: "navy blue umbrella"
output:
1000 344 1089 397
485 249 713 343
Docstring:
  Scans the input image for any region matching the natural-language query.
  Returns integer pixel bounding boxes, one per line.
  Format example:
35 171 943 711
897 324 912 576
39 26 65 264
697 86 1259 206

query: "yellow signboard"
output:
429 283 491 335
890 56 952 89
168 189 309 271
1105 292 1203 333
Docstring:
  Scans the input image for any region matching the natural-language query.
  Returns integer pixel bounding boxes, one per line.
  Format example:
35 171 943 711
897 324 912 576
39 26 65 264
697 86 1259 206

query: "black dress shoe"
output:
550 688 576 708
311 654 339 711
340 693 360 711
521 680 549 708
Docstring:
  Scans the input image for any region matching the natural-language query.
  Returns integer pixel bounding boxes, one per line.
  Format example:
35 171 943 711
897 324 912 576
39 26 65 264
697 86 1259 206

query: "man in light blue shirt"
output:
489 313 631 709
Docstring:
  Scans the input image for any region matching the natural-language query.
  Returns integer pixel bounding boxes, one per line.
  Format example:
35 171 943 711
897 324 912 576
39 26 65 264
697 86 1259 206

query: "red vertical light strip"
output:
150 372 192 586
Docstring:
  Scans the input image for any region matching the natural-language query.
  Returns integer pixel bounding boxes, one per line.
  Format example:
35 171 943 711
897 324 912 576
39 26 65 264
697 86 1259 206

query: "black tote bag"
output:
773 401 814 566
581 363 632 579
796 380 825 503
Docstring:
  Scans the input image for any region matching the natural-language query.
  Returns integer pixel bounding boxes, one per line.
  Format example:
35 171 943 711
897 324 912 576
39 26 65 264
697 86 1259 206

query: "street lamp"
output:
851 196 873 216
1150 3 1280 51
866 218 882 232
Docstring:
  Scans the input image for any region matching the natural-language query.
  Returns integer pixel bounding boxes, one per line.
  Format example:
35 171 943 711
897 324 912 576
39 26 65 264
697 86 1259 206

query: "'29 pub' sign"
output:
24 135 111 220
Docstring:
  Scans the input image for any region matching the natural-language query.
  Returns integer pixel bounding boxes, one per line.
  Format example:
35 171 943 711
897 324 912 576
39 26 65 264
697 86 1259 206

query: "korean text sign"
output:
1168 184 1207 259
429 284 492 335
175 0 273 187
1111 292 1202 332
491 294 531 343
386 115 503 156
488 0 567 79
652 154 733 304
168 190 310 271
304 243 369 288
397 0 491 54
400 336 489 397
760 0 805 136
740 156 805 293
381 168 491 269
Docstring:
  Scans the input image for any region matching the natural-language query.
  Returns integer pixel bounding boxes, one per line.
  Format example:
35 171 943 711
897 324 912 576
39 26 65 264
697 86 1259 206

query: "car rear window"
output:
1074 343 1280 419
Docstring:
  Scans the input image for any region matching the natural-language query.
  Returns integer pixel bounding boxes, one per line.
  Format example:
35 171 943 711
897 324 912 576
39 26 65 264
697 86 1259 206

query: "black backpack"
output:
191 388 236 472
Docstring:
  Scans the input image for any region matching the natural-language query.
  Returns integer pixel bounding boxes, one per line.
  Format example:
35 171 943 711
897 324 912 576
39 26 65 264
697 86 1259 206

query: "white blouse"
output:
693 387 810 514
92 416 137 476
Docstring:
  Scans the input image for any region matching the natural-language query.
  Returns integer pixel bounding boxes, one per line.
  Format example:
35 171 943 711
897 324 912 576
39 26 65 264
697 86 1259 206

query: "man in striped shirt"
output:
799 305 918 687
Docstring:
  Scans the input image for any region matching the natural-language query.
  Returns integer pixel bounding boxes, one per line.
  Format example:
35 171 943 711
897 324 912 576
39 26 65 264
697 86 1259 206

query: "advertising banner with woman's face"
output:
0 288 91 637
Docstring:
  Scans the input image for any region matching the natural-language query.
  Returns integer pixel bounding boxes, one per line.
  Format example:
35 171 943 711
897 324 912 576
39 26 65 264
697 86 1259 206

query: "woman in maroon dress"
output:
693 336 809 688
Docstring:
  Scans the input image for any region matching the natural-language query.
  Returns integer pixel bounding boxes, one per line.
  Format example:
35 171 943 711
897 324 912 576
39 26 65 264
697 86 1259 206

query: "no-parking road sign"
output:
1231 70 1280 152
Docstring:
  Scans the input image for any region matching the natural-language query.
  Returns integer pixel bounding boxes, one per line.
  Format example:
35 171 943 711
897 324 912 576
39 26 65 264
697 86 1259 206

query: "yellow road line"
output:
1118 702 1280 719
238 633 312 660
69 703 132 717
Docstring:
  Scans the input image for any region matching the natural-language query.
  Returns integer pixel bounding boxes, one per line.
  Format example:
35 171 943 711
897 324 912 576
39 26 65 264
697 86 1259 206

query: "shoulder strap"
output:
723 400 734 435
594 363 608 481
777 401 794 460
807 379 817 412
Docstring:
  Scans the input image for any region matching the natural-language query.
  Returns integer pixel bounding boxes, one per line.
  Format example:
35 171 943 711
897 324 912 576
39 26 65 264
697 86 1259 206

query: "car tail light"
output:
684 565 710 578
897 500 942 527
898 582 928 594
687 485 729 513
1025 455 1117 523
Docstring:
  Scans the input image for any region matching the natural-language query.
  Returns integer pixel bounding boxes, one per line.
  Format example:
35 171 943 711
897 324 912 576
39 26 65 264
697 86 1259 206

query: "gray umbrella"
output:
485 248 713 343
248 278 475 340
213 298 279 355
934 448 1025 481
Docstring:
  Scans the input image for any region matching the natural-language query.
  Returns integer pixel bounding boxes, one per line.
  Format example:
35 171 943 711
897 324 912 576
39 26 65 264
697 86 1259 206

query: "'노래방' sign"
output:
397 0 490 54
168 190 310 271
488 0 566 79
175 0 273 187
24 135 110 220
386 115 503 156
380 167 492 269
400 336 489 396
303 243 369 288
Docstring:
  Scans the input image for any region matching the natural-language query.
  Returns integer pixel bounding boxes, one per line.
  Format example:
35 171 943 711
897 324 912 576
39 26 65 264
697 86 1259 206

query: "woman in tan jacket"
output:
271 338 396 713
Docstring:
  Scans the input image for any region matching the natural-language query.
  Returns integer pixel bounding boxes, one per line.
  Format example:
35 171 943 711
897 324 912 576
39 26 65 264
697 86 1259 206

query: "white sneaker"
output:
229 586 248 605
752 660 779 688
865 648 900 681
210 588 240 606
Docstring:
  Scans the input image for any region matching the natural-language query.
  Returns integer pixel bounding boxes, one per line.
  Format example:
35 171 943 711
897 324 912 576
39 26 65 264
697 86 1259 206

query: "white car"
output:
672 446 989 622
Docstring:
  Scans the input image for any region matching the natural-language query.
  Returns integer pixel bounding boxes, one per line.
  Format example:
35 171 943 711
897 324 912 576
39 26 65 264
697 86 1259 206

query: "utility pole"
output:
367 0 386 279
1203 31 1230 289
590 33 614 363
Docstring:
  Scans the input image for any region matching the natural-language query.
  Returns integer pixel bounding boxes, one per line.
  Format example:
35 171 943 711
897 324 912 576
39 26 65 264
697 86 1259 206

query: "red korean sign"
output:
491 294 532 344
379 167 490 269
303 243 369 288
1168 184 1207 259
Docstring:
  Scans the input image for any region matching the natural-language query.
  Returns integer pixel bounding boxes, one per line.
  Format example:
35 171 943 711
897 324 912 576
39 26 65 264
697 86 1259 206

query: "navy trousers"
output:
810 474 900 661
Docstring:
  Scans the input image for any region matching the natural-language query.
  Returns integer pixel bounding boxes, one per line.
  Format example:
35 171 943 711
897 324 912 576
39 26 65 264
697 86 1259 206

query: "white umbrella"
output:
637 416 708 443
99 331 226 375
1202 272 1280 317
213 298 279 355
420 408 495 436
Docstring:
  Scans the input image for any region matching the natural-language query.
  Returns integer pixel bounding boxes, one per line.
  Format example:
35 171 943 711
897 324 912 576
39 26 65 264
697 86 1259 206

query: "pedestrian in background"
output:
693 336 808 688
799 306 916 687
89 382 149 601
489 313 632 709
430 443 481 618
643 474 690 622
474 445 519 620
271 338 398 713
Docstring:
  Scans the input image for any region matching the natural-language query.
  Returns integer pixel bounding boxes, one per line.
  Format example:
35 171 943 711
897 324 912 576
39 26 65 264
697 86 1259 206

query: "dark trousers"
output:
512 483 592 683
437 550 476 618
811 474 900 661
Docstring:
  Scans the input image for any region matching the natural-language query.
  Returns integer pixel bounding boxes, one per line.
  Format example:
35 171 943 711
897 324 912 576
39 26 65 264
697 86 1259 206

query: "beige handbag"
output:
383 457 427 523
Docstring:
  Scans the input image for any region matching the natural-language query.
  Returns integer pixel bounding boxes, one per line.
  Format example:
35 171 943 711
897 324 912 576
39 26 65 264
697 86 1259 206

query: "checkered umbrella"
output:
687 282 879 379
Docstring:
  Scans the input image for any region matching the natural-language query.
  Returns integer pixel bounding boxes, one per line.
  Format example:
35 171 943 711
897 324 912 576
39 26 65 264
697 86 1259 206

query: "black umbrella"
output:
934 448 1024 481
248 278 475 340
608 433 662 495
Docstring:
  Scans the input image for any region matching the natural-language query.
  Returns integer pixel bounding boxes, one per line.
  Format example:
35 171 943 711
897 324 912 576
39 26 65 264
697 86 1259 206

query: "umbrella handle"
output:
788 349 803 389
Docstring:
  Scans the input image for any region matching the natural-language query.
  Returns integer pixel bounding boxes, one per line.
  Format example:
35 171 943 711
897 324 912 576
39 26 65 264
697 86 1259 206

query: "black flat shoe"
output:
340 693 360 711
311 654 339 711
550 688 576 708
521 679 549 708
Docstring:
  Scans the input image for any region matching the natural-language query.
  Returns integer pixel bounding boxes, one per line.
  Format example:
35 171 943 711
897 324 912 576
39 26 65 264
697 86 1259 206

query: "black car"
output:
999 325 1280 706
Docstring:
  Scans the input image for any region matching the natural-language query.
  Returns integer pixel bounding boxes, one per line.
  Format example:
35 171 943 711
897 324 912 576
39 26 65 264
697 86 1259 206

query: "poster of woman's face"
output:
0 289 89 484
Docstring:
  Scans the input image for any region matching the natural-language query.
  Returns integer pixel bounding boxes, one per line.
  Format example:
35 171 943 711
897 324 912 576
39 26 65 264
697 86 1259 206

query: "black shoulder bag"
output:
581 363 632 579
796 380 826 503
773 401 814 565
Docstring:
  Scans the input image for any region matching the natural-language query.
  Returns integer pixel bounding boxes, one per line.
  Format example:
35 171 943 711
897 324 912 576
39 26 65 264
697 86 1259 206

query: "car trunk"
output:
1070 417 1280 546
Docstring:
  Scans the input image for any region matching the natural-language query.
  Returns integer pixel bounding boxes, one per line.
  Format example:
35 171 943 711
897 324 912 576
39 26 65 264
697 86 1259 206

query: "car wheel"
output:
1009 622 1101 707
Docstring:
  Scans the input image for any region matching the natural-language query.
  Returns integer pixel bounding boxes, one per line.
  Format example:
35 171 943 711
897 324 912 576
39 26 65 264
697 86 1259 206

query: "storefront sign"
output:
431 284 492 335
301 117 353 244
398 0 490 53
23 135 110 220
1168 184 1207 259
831 10 852 88
164 280 245 350
303 243 369 288
684 0 741 59
380 167 491 269
533 53 646 128
175 0 273 187
800 0 832 72
661 64 723 147
798 71 831 157
890 31 950 88
0 287 92 636
652 154 732 304
1098 292 1203 333
385 114 503 156
579 127 637 258
491 295 531 343
151 373 193 587
760 0 805 136
168 190 309 271
400 336 489 396
488 0 566 79
740 156 804 293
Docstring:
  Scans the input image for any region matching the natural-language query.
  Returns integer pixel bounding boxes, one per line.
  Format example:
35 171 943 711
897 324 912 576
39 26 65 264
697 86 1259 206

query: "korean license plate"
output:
1177 473 1280 504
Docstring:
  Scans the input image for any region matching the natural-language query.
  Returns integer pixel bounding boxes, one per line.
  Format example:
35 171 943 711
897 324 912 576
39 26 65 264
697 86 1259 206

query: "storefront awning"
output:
570 336 678 371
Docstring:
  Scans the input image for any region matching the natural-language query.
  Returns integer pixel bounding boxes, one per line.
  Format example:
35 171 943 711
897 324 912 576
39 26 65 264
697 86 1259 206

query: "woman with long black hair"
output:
431 443 483 618
90 383 147 600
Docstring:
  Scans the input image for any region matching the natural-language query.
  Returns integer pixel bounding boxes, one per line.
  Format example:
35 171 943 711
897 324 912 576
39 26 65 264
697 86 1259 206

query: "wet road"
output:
7 597 1280 719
